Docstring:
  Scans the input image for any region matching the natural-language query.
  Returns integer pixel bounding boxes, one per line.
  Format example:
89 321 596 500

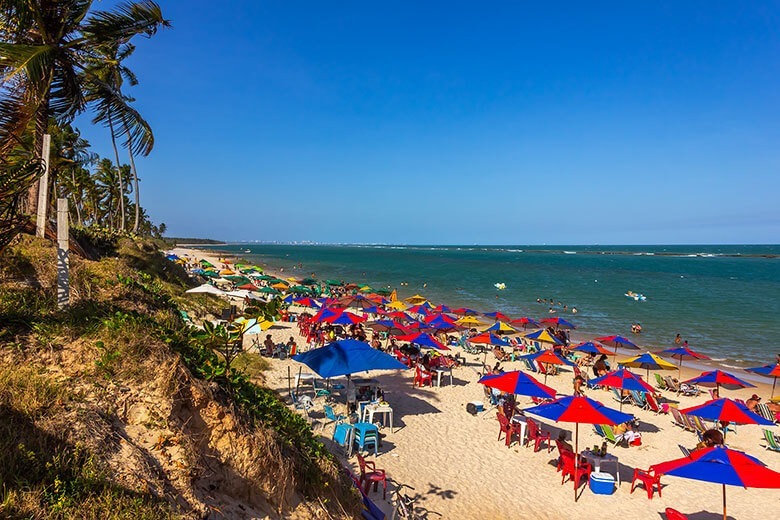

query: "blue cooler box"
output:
589 472 615 495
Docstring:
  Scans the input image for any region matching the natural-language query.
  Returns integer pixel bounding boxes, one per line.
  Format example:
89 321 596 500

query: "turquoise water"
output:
205 244 780 367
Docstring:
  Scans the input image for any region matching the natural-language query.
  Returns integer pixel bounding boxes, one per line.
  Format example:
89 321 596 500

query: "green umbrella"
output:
257 287 281 295
199 259 214 268
267 278 287 285
289 285 312 294
300 278 318 285
326 279 342 286
202 270 219 278
253 274 274 281
373 288 392 296
224 275 251 284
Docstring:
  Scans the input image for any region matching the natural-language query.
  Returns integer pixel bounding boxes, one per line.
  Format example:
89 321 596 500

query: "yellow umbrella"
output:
386 300 409 310
219 269 236 276
456 316 484 327
271 282 289 290
404 294 428 305
523 329 561 344
618 352 677 379
359 285 372 293
482 321 518 334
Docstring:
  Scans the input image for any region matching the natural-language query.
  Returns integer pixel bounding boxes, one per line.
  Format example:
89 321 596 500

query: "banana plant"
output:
192 320 244 377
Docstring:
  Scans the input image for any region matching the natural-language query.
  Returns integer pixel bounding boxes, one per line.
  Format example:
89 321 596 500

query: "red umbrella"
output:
237 283 260 291
657 346 711 374
651 446 780 520
540 317 577 329
510 316 539 329
587 368 655 410
683 370 756 393
478 370 556 399
679 398 774 432
484 311 512 322
323 310 367 325
395 332 449 350
292 296 321 308
524 395 635 501
468 332 511 346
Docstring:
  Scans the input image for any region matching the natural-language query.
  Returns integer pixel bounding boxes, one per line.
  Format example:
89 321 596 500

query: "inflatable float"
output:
625 291 647 301
494 282 506 290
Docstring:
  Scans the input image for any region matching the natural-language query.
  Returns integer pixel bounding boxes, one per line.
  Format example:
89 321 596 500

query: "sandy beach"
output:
174 246 779 520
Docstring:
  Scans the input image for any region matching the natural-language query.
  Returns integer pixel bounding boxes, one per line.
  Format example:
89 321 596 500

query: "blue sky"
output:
77 1 780 244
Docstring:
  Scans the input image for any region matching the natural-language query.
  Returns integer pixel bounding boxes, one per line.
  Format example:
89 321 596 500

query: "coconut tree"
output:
84 41 154 233
0 0 168 228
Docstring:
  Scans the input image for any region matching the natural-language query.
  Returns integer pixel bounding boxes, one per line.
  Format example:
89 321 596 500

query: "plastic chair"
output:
332 423 355 457
525 418 552 452
559 451 592 488
356 453 387 499
353 422 380 455
665 508 689 520
763 429 780 452
413 365 433 387
496 412 523 448
654 373 668 390
323 404 346 430
631 468 662 499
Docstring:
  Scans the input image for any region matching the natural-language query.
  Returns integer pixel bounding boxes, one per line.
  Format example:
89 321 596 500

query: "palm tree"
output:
84 41 154 233
0 0 168 224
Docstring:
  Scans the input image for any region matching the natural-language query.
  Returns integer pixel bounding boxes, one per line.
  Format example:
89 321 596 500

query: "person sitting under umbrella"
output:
573 375 586 396
493 345 511 362
746 394 761 412
695 429 725 451
614 420 642 446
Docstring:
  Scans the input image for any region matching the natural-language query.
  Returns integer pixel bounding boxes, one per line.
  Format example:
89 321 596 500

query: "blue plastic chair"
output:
333 423 355 456
353 422 380 455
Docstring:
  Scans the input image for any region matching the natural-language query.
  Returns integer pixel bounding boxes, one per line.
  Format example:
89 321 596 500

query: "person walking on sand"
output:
674 334 682 345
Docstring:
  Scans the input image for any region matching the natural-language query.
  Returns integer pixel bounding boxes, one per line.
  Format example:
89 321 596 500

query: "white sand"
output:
174 247 780 520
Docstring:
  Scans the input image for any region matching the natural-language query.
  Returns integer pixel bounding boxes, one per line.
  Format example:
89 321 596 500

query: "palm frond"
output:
83 1 170 44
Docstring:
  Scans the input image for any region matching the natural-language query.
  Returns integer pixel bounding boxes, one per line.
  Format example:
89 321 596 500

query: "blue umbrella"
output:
524 395 635 501
291 339 409 378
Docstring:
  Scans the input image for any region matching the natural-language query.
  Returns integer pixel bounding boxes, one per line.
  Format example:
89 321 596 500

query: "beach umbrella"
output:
219 269 236 276
224 275 252 284
455 315 484 327
386 300 409 311
479 370 556 399
364 320 410 335
201 270 220 278
484 321 518 335
324 311 367 326
404 294 429 305
386 310 415 322
650 446 780 520
540 317 577 329
452 307 480 316
407 304 432 316
237 283 260 291
244 320 273 335
226 289 263 300
253 274 275 281
288 285 312 294
484 311 512 322
679 398 774 433
300 277 317 285
395 332 450 350
433 304 452 313
257 286 281 295
510 317 539 329
594 335 640 358
185 284 226 296
658 346 711 374
360 305 385 315
292 296 321 308
337 294 376 309
571 341 612 356
291 339 409 378
684 370 756 393
618 352 677 380
424 315 461 333
519 350 576 383
359 285 373 293
588 368 656 410
271 282 289 290
468 333 511 347
326 279 343 286
524 395 635 501
311 306 344 322
523 329 563 345
746 364 780 399
199 259 214 268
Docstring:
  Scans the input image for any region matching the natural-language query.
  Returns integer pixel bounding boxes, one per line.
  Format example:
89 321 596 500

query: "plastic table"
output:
581 450 620 486
362 403 394 433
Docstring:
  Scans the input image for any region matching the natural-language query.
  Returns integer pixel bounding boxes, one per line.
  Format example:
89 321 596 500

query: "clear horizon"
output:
78 2 780 244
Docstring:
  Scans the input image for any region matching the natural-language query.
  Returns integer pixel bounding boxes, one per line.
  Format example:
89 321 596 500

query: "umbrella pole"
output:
722 483 727 520
574 423 579 502
772 377 777 400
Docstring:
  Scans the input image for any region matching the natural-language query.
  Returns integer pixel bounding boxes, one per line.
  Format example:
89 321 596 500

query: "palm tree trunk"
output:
107 114 125 231
70 170 83 226
124 121 141 233
26 92 51 214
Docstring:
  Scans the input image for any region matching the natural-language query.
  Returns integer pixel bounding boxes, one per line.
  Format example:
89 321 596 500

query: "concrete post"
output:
56 198 69 309
36 134 52 238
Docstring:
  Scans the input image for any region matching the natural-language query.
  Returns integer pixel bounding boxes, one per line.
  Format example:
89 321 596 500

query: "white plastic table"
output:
434 367 453 387
581 451 620 486
294 373 317 391
362 403 394 433
511 415 528 444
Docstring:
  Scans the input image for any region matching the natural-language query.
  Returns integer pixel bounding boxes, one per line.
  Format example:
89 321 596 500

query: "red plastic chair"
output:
526 418 552 452
393 348 412 368
664 508 689 520
631 468 662 499
413 365 433 387
356 453 387 499
559 451 592 488
555 439 573 472
497 412 524 447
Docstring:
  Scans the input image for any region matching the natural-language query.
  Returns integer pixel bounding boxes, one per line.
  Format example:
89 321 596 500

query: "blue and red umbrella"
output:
540 317 577 329
594 335 639 357
478 370 556 399
452 307 480 316
524 395 635 501
433 304 452 313
746 363 780 399
395 332 450 350
484 311 512 322
571 341 612 356
588 368 655 410
324 311 367 326
468 332 511 347
651 446 780 520
423 315 461 332
510 317 539 329
364 320 409 336
658 345 711 373
520 349 575 383
683 370 756 392
292 296 322 308
679 398 774 427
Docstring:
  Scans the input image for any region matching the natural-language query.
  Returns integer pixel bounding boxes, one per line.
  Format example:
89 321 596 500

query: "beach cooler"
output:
467 401 484 415
589 472 616 495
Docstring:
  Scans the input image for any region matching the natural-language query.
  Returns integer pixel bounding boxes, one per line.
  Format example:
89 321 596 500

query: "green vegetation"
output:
0 235 361 517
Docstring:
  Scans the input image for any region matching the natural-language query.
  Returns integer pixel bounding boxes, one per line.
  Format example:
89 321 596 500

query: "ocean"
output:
203 244 780 368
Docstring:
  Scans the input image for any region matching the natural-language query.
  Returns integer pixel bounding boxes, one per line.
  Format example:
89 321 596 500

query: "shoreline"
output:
174 245 779 520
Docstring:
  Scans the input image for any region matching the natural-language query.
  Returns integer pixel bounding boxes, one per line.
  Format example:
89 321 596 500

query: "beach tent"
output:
186 284 226 296
651 446 780 520
291 339 409 378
